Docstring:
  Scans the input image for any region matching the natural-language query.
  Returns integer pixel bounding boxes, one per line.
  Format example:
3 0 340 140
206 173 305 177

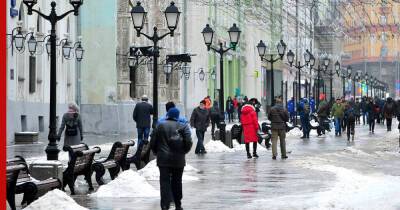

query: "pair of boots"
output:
246 143 258 159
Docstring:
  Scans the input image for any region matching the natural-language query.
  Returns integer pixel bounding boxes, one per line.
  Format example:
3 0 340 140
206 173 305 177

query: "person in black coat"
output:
226 96 234 123
210 101 221 140
190 100 210 154
150 108 192 210
133 95 153 158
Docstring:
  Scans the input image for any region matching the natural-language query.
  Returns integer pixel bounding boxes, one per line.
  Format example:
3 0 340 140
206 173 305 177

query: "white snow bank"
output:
24 189 88 210
287 128 303 137
246 165 400 210
138 160 199 181
342 147 374 157
310 120 319 127
91 170 159 198
205 140 235 153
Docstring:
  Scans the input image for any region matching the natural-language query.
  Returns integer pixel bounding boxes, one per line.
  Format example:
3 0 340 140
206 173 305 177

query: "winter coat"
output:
190 107 210 131
240 104 259 143
331 103 344 118
150 119 192 168
366 102 379 120
210 105 221 122
226 99 234 113
383 100 396 119
317 100 329 117
133 101 153 128
233 99 238 109
354 102 361 116
287 100 295 114
268 102 289 130
309 98 316 113
58 112 83 147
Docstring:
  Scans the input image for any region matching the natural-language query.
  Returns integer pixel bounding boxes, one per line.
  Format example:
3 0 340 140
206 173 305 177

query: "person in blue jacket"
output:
157 101 189 126
298 98 310 139
287 97 295 123
309 96 316 113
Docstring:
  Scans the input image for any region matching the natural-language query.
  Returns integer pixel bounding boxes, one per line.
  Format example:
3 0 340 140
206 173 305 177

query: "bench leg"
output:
22 183 38 205
85 171 94 191
108 166 120 180
93 164 106 185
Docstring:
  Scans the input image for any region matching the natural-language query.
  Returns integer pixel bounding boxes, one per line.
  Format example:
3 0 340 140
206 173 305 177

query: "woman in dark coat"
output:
57 103 83 146
241 104 259 159
226 96 234 123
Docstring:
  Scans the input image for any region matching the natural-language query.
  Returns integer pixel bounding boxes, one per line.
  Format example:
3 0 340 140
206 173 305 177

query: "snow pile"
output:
246 165 400 210
310 120 319 127
138 160 199 181
287 128 303 137
91 170 159 198
205 140 235 153
24 189 88 210
342 147 374 157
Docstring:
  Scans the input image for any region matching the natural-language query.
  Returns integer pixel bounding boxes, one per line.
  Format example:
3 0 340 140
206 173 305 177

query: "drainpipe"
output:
183 0 188 118
76 9 82 106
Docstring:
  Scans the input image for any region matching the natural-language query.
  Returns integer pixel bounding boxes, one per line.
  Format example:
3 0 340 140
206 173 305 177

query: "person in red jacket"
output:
241 103 259 159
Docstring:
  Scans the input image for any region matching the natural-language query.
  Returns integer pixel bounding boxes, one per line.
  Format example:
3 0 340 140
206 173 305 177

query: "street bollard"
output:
219 121 226 147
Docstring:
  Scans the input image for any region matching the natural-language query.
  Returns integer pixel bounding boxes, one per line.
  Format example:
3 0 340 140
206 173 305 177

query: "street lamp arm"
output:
158 31 173 41
56 10 76 22
30 8 50 20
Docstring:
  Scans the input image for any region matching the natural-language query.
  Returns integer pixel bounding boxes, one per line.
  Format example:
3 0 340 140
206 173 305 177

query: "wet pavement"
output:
8 121 400 210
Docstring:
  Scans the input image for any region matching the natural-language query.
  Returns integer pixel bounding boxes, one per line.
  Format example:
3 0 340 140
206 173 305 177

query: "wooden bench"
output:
6 156 61 208
92 140 135 185
63 144 101 195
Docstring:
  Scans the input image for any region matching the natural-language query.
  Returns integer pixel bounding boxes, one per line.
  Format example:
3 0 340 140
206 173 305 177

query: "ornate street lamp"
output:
182 63 191 80
131 1 180 127
201 23 240 146
62 40 72 59
74 41 84 62
257 39 287 106
27 33 38 55
163 63 173 83
22 0 84 160
198 68 205 81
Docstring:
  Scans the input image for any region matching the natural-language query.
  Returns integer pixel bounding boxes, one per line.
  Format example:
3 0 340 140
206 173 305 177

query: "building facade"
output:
7 0 80 144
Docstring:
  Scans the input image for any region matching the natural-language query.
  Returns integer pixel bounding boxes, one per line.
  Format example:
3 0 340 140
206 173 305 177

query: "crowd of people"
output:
288 94 400 141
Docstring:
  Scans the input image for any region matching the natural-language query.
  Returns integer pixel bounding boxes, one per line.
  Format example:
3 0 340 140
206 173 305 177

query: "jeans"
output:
300 115 310 138
195 130 206 153
289 112 296 123
334 118 342 135
227 112 234 123
362 112 368 125
136 127 150 158
159 167 184 209
369 117 375 132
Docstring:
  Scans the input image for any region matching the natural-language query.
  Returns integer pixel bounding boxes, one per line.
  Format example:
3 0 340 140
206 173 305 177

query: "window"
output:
21 115 27 132
38 116 44 132
29 56 36 93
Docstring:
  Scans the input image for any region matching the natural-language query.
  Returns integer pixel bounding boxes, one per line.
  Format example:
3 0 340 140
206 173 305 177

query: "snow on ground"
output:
24 189 88 210
91 170 159 198
287 128 303 137
138 160 199 181
205 140 235 153
246 165 400 210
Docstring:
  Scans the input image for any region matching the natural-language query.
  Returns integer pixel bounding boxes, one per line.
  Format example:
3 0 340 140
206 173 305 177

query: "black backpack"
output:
65 116 79 136
346 108 355 122
167 123 191 154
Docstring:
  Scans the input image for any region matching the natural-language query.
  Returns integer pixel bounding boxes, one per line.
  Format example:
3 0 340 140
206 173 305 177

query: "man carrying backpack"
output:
344 103 356 141
150 108 192 210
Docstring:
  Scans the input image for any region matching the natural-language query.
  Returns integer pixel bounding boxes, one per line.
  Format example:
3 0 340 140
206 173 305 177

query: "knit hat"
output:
167 107 180 120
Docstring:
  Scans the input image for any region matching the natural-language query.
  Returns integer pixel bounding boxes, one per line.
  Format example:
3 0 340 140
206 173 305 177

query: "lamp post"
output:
322 57 335 102
256 40 286 106
201 23 240 145
364 73 370 98
130 1 181 128
310 58 329 107
338 63 352 98
23 0 83 160
287 49 313 122
352 69 360 99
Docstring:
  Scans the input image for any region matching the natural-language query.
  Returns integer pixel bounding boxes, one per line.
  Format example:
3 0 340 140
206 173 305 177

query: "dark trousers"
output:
135 127 150 158
362 112 367 125
317 116 327 135
227 112 234 123
289 113 295 123
356 115 361 124
369 117 375 132
159 167 184 209
386 118 392 131
195 130 206 153
346 120 355 140
245 142 257 155
300 115 310 138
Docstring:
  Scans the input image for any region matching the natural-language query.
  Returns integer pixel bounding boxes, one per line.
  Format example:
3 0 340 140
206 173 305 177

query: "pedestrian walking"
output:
233 97 239 120
361 97 368 125
344 103 356 141
309 96 316 113
331 98 345 136
150 108 192 210
287 97 295 123
383 97 396 131
268 96 289 160
237 98 244 122
366 98 378 133
317 95 330 136
133 95 153 159
354 98 361 125
210 101 221 140
241 103 259 159
190 100 210 154
298 98 310 139
226 96 234 123
57 102 83 146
